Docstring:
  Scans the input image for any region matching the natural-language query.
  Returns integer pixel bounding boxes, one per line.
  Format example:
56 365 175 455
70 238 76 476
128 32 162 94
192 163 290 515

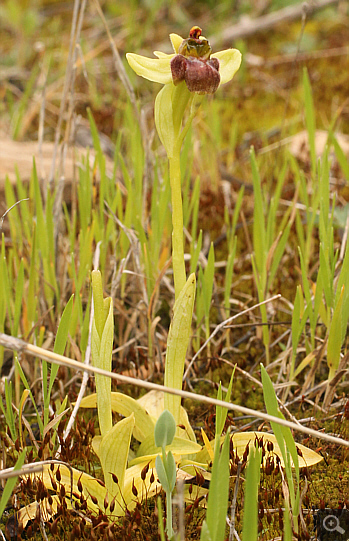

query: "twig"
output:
0 460 73 496
264 45 349 67
173 479 185 541
0 199 29 234
229 461 242 541
183 295 281 381
0 464 44 480
210 0 340 45
0 331 348 448
38 503 50 541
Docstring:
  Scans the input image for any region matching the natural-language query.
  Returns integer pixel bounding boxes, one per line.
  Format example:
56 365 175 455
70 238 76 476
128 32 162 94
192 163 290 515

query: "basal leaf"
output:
136 434 201 458
195 432 322 469
79 392 155 442
99 413 135 505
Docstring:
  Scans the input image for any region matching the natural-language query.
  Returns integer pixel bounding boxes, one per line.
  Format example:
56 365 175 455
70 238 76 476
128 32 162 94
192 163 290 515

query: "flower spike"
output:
126 28 241 299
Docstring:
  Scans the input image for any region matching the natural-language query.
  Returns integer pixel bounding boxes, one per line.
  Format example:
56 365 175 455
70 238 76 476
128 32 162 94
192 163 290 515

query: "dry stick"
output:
0 464 44 481
224 360 301 427
39 507 50 541
0 200 29 233
183 295 281 381
173 479 185 541
1 332 348 448
210 0 340 45
264 45 349 67
229 462 242 541
0 460 73 492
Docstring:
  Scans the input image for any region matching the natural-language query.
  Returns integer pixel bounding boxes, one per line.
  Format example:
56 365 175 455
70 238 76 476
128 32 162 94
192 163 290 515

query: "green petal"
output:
153 51 174 59
169 33 184 53
211 48 242 86
126 53 172 84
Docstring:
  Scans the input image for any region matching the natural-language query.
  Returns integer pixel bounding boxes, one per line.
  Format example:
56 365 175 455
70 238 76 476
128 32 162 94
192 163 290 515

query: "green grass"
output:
1 2 349 539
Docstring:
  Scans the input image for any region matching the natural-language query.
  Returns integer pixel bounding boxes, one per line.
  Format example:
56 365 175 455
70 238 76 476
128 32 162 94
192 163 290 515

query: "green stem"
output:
169 152 186 300
166 489 174 539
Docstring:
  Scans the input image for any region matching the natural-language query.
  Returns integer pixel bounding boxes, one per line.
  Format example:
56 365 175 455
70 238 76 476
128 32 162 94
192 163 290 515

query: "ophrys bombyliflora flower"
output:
126 26 241 95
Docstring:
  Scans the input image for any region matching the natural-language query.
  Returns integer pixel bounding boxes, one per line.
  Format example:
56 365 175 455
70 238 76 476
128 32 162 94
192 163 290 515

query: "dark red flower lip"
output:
171 54 220 95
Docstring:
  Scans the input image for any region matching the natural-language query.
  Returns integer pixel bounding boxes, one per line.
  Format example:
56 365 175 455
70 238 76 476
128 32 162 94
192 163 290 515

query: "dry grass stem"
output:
0 332 348 448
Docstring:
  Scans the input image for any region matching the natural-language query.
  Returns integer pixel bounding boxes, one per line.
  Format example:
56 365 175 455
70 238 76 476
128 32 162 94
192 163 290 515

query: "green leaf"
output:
334 244 349 342
91 289 113 438
283 503 293 541
0 449 26 518
331 134 349 179
268 223 291 290
203 243 215 316
136 434 201 458
190 229 203 276
13 259 24 335
200 521 213 541
54 295 74 356
164 273 196 426
165 450 177 492
242 446 262 541
205 429 231 541
303 68 316 175
155 454 171 493
328 285 344 380
48 295 74 398
99 413 135 509
261 365 300 515
92 270 106 339
250 147 265 276
154 410 176 448
216 367 235 438
79 392 155 442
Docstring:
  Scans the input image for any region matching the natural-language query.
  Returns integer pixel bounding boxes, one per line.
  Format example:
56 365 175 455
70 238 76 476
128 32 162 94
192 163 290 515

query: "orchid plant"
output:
127 27 241 422
18 28 322 532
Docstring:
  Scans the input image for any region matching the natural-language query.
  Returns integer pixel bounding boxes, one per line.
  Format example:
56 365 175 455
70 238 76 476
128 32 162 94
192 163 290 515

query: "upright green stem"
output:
166 489 173 539
169 151 186 300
